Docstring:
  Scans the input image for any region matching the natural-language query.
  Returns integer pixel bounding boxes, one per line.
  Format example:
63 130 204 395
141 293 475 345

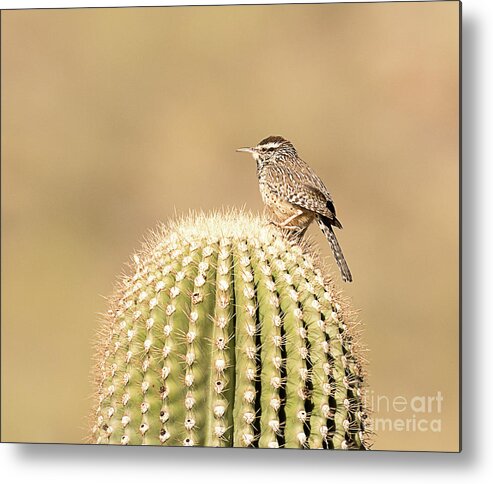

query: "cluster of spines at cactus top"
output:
91 211 369 449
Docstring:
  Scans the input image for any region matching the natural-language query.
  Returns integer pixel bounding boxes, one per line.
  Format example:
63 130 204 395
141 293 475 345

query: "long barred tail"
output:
317 215 353 283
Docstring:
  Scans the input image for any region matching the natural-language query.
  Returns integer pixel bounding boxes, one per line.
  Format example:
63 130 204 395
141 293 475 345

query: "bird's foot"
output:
282 224 301 230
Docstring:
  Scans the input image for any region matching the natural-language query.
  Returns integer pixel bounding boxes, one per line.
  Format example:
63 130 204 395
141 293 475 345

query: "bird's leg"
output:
279 210 304 229
269 219 299 230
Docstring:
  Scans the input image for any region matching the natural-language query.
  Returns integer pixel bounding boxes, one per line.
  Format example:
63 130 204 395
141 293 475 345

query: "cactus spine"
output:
91 211 368 449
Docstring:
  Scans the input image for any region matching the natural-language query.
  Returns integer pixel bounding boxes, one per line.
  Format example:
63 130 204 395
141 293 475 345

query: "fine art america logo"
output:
364 391 444 433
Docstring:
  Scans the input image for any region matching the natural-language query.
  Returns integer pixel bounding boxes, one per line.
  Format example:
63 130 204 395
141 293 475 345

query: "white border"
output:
0 0 453 9
2 0 493 482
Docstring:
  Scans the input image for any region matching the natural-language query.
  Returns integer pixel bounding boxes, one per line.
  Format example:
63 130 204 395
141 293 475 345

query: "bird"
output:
237 135 352 283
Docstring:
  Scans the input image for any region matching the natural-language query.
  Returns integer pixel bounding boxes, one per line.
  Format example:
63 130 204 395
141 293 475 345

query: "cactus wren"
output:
237 135 352 282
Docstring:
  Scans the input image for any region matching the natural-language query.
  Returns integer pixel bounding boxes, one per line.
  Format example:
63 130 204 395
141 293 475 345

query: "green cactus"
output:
90 211 369 449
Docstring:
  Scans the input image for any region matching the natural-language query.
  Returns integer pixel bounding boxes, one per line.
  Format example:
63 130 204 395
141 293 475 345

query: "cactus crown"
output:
91 210 369 449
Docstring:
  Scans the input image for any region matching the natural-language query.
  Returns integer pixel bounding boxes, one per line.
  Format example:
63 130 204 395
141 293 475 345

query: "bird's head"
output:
236 136 297 165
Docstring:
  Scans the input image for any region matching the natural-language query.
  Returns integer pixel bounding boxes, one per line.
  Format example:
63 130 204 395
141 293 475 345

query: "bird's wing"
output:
286 182 342 228
262 163 342 227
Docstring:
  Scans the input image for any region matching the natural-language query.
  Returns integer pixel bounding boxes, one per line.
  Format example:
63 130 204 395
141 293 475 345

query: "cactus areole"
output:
91 211 369 449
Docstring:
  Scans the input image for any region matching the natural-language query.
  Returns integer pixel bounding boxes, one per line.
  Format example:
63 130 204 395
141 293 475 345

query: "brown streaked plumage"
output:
237 135 352 283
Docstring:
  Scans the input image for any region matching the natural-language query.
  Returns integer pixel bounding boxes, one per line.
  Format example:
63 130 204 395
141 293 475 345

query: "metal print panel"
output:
1 0 460 452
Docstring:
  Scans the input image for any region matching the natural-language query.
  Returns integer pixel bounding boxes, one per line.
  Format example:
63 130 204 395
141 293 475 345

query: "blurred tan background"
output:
1 2 459 451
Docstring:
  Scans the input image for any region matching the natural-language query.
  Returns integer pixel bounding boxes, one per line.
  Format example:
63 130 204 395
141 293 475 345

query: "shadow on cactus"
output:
90 210 370 449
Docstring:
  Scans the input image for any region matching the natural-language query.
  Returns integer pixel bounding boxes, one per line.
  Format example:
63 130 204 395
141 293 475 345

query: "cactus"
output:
90 211 369 449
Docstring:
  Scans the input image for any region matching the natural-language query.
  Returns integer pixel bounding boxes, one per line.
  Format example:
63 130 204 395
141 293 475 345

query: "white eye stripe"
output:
258 142 281 150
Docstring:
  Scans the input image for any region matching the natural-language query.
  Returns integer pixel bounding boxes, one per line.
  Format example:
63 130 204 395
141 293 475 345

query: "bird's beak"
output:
236 147 256 154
